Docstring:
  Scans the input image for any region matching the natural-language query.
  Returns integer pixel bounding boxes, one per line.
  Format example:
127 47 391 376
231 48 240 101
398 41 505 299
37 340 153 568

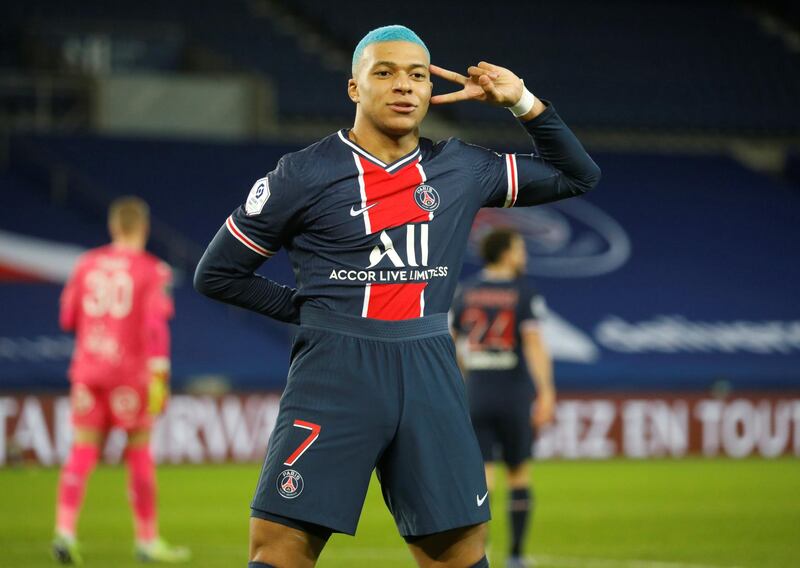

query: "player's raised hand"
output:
430 62 524 107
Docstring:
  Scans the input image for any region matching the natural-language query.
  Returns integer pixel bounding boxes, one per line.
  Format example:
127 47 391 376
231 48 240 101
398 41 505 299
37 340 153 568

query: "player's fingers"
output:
478 74 503 100
430 90 475 105
467 66 500 80
477 61 505 73
429 64 467 85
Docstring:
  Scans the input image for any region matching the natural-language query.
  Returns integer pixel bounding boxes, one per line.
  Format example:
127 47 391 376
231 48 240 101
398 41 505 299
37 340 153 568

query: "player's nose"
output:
392 72 412 93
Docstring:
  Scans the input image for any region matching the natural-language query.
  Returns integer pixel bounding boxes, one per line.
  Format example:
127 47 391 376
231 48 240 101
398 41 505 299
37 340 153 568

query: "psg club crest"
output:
414 184 440 212
276 469 304 499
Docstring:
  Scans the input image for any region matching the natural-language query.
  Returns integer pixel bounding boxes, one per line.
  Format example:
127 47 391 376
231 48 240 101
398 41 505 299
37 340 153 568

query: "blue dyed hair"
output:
351 25 430 76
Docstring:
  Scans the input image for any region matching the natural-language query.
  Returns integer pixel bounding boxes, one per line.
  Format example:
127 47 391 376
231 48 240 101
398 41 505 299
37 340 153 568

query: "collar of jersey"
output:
338 129 421 173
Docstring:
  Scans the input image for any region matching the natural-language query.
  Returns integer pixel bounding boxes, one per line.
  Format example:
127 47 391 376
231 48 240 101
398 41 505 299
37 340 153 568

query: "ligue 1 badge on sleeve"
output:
276 469 304 499
245 177 270 216
414 184 440 212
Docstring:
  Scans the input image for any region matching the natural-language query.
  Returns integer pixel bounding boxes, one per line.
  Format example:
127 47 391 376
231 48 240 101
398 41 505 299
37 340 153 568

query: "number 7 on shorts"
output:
283 419 321 466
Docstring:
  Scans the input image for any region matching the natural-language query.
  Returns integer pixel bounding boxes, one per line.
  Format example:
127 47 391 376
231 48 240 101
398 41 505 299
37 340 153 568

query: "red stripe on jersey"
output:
226 216 274 257
365 282 427 320
509 154 518 206
504 154 519 208
357 155 427 234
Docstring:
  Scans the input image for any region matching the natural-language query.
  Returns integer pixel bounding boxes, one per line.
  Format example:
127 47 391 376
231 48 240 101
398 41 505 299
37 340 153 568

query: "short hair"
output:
352 25 430 76
479 227 520 265
108 196 149 235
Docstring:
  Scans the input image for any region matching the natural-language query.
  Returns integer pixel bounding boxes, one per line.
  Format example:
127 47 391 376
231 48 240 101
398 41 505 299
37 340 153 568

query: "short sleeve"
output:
225 156 306 258
520 284 547 329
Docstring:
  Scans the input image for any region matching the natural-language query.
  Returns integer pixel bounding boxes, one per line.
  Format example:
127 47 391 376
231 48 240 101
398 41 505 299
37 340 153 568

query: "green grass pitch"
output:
2 459 798 567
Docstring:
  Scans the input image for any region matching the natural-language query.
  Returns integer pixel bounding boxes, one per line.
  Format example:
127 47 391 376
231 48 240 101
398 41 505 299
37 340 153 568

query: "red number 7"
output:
283 419 321 466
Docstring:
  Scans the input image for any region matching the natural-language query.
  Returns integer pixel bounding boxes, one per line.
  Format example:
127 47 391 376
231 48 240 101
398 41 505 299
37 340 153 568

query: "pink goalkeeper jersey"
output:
60 244 173 386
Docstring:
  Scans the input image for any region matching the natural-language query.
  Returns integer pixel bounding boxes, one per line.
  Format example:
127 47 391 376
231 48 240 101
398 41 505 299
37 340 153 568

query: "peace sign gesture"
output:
429 61 525 107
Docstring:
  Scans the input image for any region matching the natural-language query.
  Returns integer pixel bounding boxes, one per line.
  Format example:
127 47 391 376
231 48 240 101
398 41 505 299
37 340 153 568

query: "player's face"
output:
349 41 432 136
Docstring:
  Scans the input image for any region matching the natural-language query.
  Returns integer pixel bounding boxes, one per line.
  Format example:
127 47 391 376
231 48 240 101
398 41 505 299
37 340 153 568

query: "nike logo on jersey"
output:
350 203 378 216
477 491 489 507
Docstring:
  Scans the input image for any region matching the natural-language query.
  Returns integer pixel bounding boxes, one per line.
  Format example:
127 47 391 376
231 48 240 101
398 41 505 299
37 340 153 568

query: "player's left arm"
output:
521 326 556 428
520 293 556 428
431 62 601 206
144 262 174 415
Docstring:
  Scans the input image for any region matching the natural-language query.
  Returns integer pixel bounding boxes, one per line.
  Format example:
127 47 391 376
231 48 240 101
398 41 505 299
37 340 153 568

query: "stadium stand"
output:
5 0 800 131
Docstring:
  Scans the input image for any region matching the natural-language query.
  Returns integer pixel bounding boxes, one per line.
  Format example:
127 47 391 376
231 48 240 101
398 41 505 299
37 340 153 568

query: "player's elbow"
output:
574 160 602 195
193 262 218 299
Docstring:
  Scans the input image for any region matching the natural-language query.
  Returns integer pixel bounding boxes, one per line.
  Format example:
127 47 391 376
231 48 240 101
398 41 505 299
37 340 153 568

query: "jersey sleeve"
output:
225 155 307 257
520 284 548 331
464 102 601 208
194 154 303 324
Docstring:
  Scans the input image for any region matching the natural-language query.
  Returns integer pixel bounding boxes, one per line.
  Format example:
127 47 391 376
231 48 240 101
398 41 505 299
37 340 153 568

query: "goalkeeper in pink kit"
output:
52 197 189 564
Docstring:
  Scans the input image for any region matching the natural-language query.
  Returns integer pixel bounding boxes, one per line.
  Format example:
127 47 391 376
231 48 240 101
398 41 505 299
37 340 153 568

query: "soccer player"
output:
194 25 599 568
451 228 555 568
53 197 189 564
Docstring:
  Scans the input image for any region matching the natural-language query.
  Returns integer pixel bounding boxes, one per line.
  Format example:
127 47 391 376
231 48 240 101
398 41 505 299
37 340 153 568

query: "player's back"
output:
453 275 543 398
61 244 172 385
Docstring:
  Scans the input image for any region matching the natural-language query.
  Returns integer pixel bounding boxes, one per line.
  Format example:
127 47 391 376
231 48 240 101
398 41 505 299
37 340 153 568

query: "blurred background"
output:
1 1 799 567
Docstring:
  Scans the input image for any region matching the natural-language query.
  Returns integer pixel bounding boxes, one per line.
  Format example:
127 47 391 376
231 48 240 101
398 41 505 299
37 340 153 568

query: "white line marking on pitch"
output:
320 548 745 568
532 554 745 568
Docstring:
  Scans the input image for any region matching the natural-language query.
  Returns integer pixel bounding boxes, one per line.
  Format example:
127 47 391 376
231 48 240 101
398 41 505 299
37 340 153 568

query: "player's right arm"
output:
449 285 468 377
194 157 304 324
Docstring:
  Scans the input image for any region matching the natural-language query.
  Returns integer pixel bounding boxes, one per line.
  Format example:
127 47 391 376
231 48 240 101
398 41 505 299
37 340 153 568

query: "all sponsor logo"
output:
276 469 304 499
413 185 440 212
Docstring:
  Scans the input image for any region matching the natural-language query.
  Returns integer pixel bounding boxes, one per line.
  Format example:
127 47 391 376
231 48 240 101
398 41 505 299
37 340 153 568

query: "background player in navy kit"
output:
452 228 555 568
195 25 599 568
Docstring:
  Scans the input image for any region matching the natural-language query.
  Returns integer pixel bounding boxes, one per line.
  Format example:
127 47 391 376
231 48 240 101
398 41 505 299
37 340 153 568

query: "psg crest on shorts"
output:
276 469 304 499
414 184 440 212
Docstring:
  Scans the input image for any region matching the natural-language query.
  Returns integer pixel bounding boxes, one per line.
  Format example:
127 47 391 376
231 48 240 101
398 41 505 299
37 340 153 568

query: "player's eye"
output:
374 70 391 77
412 73 427 80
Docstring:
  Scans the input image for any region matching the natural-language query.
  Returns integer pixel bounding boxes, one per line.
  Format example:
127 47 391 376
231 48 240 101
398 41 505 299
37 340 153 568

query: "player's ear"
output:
348 78 359 104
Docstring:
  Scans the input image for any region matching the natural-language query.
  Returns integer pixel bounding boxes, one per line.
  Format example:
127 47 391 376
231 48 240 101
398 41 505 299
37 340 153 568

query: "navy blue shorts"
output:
470 388 534 468
251 307 490 537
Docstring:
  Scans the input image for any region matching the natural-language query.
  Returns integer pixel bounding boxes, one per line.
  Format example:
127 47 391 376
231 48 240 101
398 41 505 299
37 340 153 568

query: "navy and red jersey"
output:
451 275 546 395
195 102 600 321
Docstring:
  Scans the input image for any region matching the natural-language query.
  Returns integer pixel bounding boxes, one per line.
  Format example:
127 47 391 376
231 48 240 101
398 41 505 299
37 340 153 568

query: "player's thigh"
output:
379 334 489 537
497 396 534 470
252 327 399 535
470 403 499 464
108 381 152 432
70 382 109 433
249 517 325 568
406 522 488 568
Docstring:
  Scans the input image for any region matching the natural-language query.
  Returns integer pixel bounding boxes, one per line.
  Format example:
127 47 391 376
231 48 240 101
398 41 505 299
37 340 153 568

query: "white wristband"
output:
507 81 536 118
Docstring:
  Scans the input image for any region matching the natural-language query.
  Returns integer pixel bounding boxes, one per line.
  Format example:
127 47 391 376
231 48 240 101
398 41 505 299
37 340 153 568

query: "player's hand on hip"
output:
429 62 524 107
